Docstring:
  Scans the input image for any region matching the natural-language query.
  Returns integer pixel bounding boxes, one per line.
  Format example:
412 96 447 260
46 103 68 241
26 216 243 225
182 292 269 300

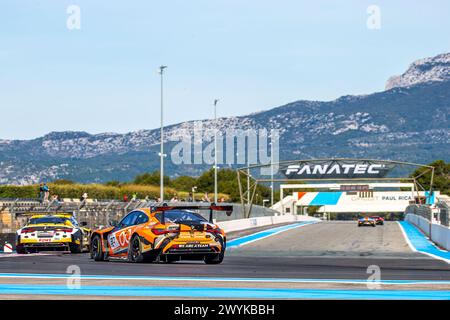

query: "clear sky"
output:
1 0 449 140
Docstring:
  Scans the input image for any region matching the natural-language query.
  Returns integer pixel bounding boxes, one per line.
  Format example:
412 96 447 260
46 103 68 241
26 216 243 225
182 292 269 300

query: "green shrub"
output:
0 183 230 202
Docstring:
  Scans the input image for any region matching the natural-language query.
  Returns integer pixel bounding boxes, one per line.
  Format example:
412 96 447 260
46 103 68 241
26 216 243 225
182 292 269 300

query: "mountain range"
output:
1 53 449 185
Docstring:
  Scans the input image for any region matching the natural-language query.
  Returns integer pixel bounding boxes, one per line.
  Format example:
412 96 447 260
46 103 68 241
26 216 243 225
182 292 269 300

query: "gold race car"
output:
90 204 233 264
357 216 376 227
16 213 91 253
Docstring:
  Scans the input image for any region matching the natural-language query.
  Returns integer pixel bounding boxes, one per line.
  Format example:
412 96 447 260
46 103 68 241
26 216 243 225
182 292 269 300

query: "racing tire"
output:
204 239 225 265
91 235 105 261
16 246 26 254
69 240 83 254
128 235 155 263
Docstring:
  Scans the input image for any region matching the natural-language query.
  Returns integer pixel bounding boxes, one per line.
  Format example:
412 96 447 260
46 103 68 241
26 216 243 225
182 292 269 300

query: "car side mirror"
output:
226 210 232 217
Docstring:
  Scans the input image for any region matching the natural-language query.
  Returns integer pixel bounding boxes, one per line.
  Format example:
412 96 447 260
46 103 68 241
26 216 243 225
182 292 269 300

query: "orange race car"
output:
90 204 232 264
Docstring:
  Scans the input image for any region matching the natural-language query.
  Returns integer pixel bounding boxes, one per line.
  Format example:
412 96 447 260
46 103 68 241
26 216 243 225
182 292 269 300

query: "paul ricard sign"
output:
380 194 413 201
280 160 393 180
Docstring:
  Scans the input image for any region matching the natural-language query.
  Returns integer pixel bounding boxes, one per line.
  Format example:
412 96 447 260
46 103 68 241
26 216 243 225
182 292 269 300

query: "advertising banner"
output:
280 160 393 179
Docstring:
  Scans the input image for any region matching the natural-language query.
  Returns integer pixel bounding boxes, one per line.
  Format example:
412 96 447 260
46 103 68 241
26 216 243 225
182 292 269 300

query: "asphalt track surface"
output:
1 221 450 299
0 221 449 280
231 220 415 257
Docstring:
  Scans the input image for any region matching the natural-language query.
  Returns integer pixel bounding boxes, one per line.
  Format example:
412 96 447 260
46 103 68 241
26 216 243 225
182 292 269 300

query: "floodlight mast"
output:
213 99 219 204
158 65 167 202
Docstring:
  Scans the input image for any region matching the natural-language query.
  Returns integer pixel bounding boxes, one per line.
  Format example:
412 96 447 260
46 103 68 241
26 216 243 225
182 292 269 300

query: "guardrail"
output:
437 196 450 227
405 213 450 251
405 204 432 220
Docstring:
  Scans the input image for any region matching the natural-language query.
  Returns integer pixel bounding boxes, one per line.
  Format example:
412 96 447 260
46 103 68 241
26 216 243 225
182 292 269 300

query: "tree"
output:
196 168 272 203
104 180 122 187
169 176 197 192
410 160 450 195
134 171 170 186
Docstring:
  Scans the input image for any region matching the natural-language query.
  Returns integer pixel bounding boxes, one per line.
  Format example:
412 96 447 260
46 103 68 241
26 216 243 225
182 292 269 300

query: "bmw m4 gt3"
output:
16 213 91 253
90 204 232 264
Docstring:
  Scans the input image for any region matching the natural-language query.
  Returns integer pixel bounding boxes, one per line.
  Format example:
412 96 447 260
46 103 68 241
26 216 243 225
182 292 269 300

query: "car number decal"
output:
108 233 120 250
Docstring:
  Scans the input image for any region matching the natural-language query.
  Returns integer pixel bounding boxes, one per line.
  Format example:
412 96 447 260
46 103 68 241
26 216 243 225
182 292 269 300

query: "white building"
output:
272 182 439 216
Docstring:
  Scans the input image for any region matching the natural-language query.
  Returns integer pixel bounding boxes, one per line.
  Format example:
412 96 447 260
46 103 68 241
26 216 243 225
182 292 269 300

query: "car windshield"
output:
28 217 70 225
157 210 207 224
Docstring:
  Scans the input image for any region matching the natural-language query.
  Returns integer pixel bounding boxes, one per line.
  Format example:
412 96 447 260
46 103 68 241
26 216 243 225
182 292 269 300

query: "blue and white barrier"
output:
405 214 450 251
3 242 13 253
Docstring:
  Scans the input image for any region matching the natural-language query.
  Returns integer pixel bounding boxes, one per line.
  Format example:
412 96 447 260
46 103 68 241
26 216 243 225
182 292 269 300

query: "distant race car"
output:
370 216 384 225
90 204 233 264
357 216 376 227
16 213 91 254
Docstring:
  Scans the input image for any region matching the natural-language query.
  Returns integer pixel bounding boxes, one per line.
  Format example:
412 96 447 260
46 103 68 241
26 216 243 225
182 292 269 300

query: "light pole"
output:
158 65 167 203
213 99 219 204
270 141 274 207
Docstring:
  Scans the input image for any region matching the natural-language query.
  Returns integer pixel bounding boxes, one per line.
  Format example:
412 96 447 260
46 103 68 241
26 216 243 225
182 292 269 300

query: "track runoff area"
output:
0 220 449 300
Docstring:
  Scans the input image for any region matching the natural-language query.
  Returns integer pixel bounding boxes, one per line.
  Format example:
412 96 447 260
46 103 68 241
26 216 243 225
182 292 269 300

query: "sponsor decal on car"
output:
178 244 209 249
107 233 120 250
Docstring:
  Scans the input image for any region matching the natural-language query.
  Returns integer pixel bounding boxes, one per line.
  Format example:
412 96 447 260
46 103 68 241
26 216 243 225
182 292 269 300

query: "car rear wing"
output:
17 211 75 218
152 203 233 223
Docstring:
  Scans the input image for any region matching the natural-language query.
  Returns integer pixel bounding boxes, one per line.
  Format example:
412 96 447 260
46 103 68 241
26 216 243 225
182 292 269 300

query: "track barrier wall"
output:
405 213 450 251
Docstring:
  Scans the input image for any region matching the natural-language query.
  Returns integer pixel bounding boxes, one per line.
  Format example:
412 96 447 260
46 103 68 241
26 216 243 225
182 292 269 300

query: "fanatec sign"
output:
281 160 392 179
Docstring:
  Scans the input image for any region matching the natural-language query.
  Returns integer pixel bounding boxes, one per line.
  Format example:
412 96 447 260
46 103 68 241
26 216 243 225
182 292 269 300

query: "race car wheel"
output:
16 246 26 254
128 234 148 263
204 239 225 265
69 239 83 254
91 235 105 261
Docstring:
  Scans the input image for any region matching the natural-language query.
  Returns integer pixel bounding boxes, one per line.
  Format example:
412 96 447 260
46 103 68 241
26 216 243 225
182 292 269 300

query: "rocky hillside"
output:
1 53 449 185
386 53 450 90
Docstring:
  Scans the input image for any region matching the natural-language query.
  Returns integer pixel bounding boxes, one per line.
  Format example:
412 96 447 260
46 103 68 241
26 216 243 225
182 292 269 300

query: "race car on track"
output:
16 213 91 254
357 216 376 227
370 216 384 225
90 204 232 264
